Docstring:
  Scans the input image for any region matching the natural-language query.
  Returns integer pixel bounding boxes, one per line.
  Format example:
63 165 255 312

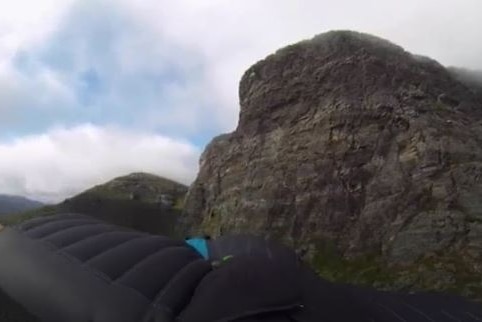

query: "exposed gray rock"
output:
180 31 482 271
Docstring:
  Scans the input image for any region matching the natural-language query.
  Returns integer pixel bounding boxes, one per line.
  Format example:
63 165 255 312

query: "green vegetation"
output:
0 173 189 238
0 205 58 226
173 197 185 210
79 172 188 204
311 240 396 289
433 101 450 112
410 253 482 300
310 240 482 302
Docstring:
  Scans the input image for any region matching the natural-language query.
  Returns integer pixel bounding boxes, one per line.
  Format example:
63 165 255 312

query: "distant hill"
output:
77 172 187 203
0 173 188 237
0 195 43 216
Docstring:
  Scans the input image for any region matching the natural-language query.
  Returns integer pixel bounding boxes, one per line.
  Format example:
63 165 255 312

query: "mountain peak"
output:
238 30 480 136
181 30 482 299
2 172 188 236
77 172 188 204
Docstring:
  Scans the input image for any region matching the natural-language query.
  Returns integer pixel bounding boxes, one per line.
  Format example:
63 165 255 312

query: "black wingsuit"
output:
0 214 481 322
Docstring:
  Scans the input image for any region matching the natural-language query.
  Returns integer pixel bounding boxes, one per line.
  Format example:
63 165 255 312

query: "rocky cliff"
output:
181 31 482 296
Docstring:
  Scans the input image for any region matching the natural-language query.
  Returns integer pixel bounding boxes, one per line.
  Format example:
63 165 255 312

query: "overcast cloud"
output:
0 124 199 202
0 0 481 202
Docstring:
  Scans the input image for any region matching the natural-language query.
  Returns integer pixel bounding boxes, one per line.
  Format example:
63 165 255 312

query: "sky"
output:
0 0 481 203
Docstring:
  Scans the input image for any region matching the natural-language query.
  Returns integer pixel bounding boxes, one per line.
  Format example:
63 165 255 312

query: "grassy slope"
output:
0 172 189 236
311 241 482 303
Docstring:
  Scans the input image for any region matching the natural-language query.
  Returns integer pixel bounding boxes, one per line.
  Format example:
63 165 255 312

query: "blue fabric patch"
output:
185 238 209 259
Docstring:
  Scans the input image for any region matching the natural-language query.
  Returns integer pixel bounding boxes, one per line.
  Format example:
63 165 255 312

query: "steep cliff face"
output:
182 31 482 273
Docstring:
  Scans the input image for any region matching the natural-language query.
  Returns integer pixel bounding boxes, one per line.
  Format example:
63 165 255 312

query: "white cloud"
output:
0 0 74 64
0 63 75 114
121 0 482 132
1 0 482 201
0 124 200 203
2 0 482 131
0 0 77 120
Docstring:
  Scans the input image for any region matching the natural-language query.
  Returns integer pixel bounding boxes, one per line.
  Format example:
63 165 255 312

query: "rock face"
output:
181 31 482 270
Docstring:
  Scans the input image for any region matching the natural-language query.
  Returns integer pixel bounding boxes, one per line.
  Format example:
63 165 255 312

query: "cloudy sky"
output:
0 0 481 202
